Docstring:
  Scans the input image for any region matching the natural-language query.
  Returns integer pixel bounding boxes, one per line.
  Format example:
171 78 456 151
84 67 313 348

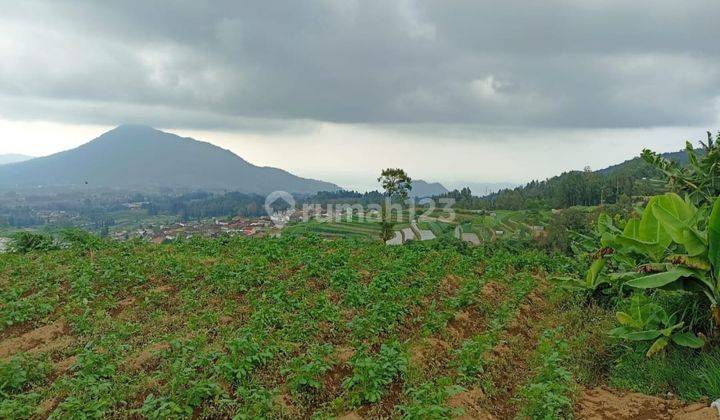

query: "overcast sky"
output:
1 1 719 191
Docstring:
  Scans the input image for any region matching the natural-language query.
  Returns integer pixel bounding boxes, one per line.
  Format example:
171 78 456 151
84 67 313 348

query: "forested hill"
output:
596 149 690 175
486 148 696 210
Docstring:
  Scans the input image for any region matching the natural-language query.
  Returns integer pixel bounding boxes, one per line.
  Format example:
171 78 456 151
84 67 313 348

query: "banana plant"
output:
609 295 704 357
603 195 673 263
622 194 720 324
554 257 609 293
641 131 720 207
587 193 720 353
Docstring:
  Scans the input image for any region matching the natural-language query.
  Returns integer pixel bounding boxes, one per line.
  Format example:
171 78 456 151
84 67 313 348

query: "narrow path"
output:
455 224 481 245
411 220 436 241
385 231 403 245
401 227 416 242
462 232 481 245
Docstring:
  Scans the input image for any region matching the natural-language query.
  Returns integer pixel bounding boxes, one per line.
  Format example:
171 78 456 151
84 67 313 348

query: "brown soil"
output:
447 308 486 342
0 320 70 360
110 296 137 317
360 380 403 418
575 387 719 420
37 397 60 417
317 350 353 411
28 334 75 356
447 388 497 419
117 296 136 307
125 342 170 371
0 321 36 341
408 337 451 368
440 274 462 296
274 392 300 418
55 355 78 373
480 281 507 302
152 285 174 294
336 346 356 364
337 412 363 420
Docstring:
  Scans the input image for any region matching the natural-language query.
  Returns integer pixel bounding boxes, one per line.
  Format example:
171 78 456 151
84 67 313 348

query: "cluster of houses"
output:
34 210 79 224
109 216 276 243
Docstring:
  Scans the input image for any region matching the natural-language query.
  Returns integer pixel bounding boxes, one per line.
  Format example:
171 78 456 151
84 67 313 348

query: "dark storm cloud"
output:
0 0 718 129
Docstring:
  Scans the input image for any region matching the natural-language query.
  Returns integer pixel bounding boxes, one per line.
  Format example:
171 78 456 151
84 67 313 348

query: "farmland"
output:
2 231 720 419
282 209 545 244
3 137 720 419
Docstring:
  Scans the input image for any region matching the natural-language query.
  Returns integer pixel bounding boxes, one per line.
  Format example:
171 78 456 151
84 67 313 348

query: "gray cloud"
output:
0 0 718 129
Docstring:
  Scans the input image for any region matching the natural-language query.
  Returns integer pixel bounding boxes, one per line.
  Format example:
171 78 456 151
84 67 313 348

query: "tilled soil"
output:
575 387 719 420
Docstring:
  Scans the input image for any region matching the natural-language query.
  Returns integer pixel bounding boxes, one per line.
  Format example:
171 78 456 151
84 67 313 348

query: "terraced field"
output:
284 208 543 246
284 219 410 241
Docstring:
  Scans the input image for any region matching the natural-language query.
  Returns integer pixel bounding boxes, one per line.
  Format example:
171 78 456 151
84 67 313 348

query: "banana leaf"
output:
647 336 670 357
654 193 696 229
585 258 605 287
709 197 720 279
625 267 696 289
672 331 705 349
552 276 588 292
651 194 707 256
614 235 665 262
623 219 640 239
624 330 663 341
598 213 620 247
607 271 641 282
666 254 711 271
639 196 672 249
616 311 644 329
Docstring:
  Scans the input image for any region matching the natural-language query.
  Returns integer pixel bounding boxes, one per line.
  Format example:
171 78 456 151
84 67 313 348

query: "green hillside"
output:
486 146 706 210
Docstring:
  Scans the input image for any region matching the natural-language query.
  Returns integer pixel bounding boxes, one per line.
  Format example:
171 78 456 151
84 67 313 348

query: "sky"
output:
1 0 719 191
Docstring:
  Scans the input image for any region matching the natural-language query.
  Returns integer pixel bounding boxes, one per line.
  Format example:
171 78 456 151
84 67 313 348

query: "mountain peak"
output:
114 123 158 131
410 180 449 197
105 124 163 137
0 126 340 194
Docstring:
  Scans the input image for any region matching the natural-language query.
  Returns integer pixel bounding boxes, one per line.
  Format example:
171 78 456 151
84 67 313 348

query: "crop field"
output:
0 234 578 418
284 218 412 241
416 220 455 239
2 227 720 419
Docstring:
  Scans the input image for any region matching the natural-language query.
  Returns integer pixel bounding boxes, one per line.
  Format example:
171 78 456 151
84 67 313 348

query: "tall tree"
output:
377 168 412 242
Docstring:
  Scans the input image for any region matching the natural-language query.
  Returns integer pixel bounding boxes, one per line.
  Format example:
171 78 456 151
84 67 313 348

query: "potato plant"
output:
0 232 600 418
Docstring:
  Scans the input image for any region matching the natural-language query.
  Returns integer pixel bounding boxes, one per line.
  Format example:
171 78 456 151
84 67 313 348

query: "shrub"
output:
8 232 57 253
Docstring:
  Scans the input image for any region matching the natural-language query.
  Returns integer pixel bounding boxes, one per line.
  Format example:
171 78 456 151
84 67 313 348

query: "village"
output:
109 216 278 243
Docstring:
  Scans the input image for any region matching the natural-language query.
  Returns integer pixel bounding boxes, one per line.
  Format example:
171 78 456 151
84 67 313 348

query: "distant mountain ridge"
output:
0 154 33 165
446 181 518 196
596 148 696 175
485 146 704 208
410 180 449 197
0 125 340 194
